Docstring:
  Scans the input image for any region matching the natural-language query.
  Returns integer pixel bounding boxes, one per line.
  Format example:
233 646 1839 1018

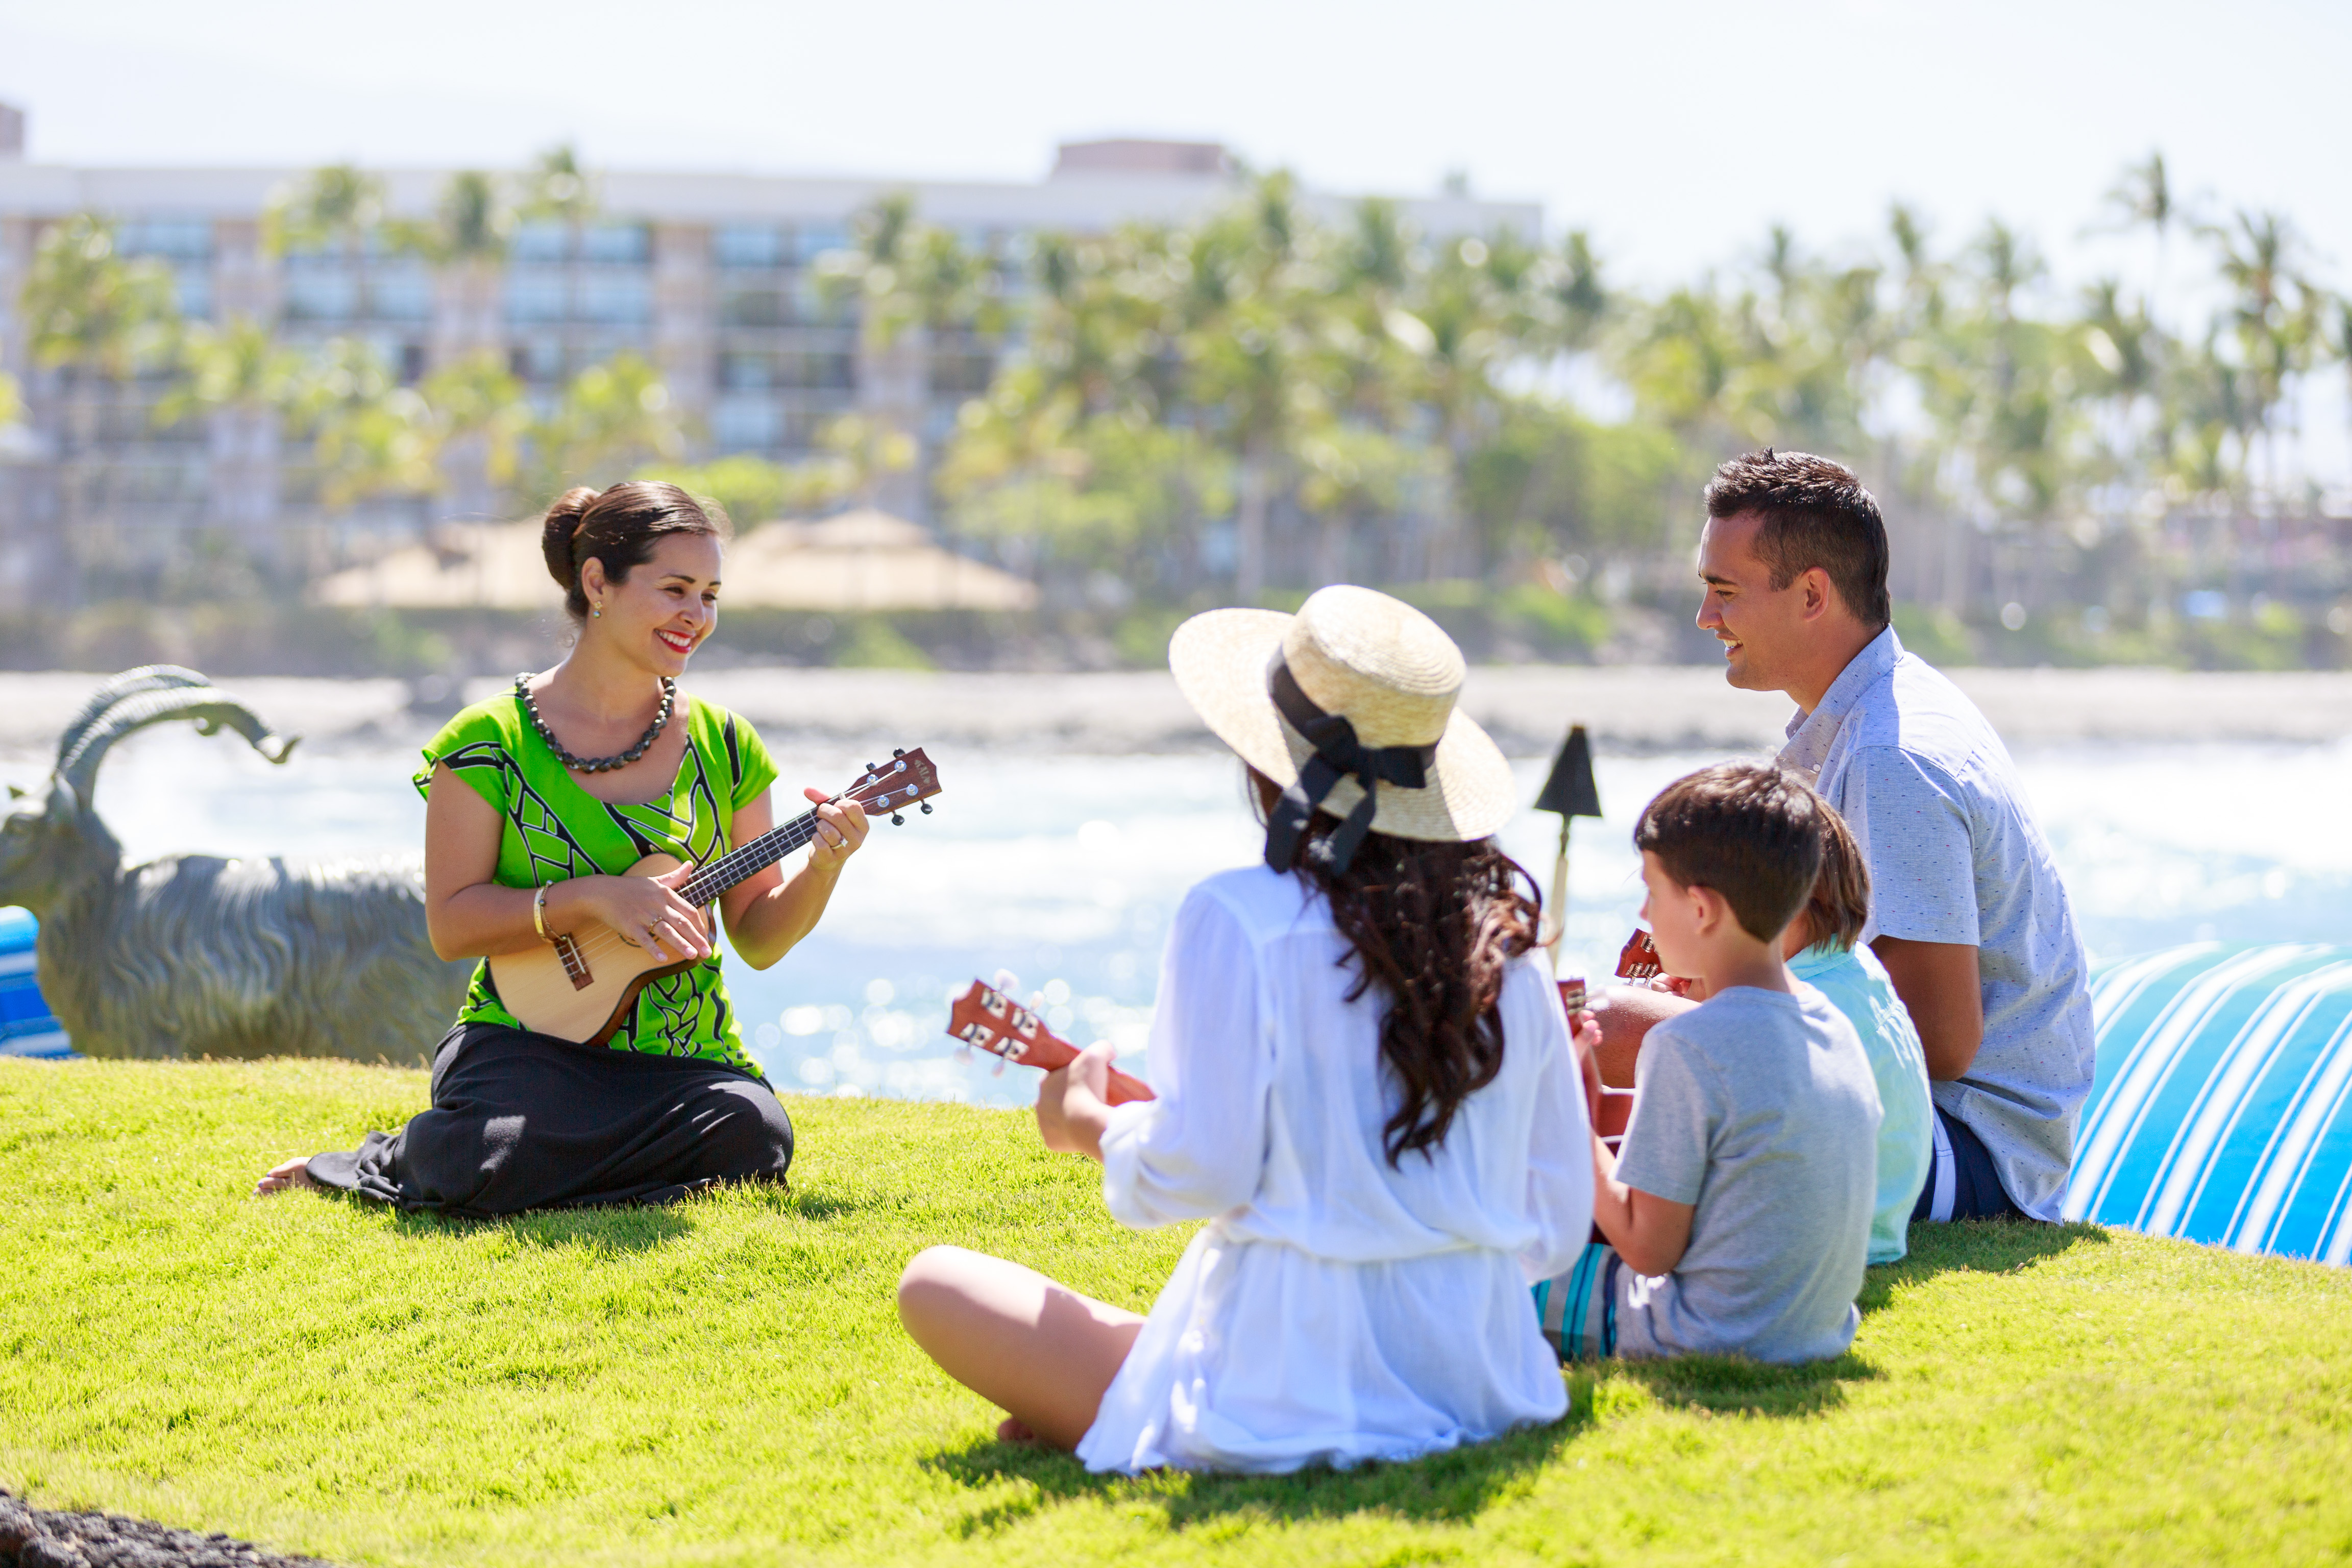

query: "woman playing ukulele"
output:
257 482 866 1214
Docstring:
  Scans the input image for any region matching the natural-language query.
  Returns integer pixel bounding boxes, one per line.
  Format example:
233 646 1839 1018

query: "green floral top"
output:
416 690 779 1074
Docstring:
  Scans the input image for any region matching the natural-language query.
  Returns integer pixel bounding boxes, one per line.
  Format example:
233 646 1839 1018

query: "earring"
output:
592 604 603 619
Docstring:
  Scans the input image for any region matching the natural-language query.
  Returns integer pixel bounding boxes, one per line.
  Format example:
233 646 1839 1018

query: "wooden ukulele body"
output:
488 853 713 1044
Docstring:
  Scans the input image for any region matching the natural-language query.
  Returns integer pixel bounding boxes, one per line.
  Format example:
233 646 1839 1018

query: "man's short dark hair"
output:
1635 762 1826 944
1704 449 1891 628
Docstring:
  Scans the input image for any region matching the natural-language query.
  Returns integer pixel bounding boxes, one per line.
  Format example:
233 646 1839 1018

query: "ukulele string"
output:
549 811 827 971
681 764 926 901
543 767 926 973
676 807 826 906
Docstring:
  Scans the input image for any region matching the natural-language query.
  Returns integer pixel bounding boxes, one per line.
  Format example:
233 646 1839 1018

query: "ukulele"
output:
1559 975 1634 1145
1615 929 1662 981
945 979 1156 1104
491 748 943 1044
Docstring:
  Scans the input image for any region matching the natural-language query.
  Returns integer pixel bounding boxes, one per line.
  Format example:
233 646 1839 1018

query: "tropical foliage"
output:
11 146 2349 664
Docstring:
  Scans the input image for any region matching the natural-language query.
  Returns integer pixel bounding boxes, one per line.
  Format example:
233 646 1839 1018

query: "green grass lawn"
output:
5 1060 2352 1566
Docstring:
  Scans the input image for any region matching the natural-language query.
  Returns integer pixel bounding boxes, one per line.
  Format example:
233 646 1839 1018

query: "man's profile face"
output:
1695 510 1810 694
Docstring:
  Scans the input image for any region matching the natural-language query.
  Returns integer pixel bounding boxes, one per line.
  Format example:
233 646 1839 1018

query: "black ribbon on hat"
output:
1263 659 1438 875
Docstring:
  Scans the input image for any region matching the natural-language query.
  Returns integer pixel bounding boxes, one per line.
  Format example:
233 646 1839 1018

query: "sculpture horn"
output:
57 684 300 808
52 665 213 778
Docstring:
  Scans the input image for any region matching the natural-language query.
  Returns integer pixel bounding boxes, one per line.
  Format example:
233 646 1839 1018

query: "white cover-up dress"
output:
1074 864 1596 1475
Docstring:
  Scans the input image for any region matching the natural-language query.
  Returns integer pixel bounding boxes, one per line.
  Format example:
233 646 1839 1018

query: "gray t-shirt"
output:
1778 627 2096 1221
1612 985 1881 1364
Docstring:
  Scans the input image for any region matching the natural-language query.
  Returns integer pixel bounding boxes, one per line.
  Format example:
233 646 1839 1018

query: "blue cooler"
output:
0 908 73 1058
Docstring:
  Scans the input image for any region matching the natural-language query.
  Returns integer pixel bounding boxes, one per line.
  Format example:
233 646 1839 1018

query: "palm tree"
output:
263 164 384 256
396 169 515 372
1175 172 1341 600
816 193 1001 521
1400 227 1549 580
2098 151 2186 333
2331 300 2352 501
156 317 306 529
419 351 532 519
18 213 183 594
520 144 598 230
283 339 437 515
2207 210 2321 507
527 352 685 498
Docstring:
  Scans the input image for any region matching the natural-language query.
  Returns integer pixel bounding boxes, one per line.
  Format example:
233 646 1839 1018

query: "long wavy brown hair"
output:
1251 769 1544 1167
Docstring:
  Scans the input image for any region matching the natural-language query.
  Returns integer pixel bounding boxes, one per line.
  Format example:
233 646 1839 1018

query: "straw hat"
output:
1169 584 1516 848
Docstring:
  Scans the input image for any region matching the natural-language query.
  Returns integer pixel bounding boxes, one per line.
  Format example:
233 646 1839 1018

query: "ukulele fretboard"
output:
675 755 935 906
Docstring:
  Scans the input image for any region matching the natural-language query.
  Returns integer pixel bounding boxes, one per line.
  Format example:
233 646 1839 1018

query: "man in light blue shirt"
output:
1692 448 2095 1221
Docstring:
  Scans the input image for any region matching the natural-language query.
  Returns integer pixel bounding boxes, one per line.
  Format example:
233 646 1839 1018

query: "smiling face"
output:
1695 509 1821 694
579 531 723 678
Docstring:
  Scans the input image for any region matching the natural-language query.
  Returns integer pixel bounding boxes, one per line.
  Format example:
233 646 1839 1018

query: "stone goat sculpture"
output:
0 666 468 1061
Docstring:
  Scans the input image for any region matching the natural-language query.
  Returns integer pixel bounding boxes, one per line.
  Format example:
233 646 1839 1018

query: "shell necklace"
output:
515 675 676 773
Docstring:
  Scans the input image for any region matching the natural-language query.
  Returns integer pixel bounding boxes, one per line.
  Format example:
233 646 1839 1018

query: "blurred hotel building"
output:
0 110 1537 607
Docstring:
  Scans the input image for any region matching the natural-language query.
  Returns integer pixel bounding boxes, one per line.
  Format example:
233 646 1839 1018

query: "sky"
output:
2 0 2346 474
2 0 2344 283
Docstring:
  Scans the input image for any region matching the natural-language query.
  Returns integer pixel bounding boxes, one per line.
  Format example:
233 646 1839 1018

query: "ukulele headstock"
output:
1615 929 1662 981
845 747 942 826
946 979 1049 1067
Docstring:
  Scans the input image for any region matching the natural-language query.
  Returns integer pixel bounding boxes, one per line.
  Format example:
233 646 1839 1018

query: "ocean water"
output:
31 729 2352 1105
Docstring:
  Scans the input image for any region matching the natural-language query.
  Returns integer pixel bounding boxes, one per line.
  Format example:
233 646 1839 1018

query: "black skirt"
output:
307 1022 794 1218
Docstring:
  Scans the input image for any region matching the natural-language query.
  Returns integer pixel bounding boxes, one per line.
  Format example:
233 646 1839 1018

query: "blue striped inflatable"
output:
2067 943 2352 1265
0 908 72 1058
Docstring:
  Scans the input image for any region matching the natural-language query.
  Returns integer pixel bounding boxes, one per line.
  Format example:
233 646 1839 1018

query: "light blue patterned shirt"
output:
1789 941 1934 1260
1778 627 2096 1221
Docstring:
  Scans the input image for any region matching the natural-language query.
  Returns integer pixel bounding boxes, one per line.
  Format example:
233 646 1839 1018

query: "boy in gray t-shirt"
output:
1534 763 1881 1365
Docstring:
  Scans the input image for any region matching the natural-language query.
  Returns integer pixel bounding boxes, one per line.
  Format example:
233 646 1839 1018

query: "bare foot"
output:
996 1416 1039 1444
254 1157 318 1197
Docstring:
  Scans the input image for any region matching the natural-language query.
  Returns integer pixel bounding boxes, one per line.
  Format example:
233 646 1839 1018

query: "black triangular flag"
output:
1534 724 1602 818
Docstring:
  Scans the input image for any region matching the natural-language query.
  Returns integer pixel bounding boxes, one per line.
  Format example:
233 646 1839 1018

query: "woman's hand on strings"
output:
803 786 870 873
574 866 712 963
1036 1042 1116 1163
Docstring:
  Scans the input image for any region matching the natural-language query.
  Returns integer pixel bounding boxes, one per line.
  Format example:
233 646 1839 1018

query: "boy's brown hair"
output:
1634 762 1825 943
1797 805 1871 953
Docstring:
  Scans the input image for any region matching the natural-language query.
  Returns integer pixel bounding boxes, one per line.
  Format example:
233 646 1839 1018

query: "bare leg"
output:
897 1244 1145 1452
254 1157 318 1196
1591 985 1696 1088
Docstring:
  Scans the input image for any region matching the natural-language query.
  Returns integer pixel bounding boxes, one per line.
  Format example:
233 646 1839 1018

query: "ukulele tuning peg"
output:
893 747 905 758
919 801 933 815
890 812 905 826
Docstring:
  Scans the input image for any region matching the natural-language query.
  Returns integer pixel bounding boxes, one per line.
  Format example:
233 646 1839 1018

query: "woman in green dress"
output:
256 481 865 1214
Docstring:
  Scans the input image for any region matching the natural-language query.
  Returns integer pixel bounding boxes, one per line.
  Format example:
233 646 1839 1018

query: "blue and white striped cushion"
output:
0 908 72 1059
2069 943 2352 1266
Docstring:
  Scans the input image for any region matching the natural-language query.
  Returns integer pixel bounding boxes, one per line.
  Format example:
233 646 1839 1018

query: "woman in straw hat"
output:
898 586 1595 1473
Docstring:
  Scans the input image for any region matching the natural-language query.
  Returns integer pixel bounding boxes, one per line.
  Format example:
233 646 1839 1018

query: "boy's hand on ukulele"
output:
803 787 870 872
1035 1041 1116 1162
582 866 712 964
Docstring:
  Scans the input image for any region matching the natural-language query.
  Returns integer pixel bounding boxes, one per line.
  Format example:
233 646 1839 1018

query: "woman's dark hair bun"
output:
540 486 601 591
535 480 726 623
